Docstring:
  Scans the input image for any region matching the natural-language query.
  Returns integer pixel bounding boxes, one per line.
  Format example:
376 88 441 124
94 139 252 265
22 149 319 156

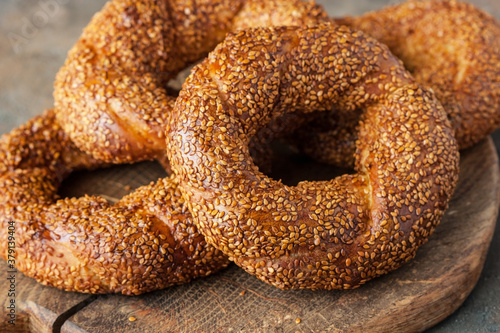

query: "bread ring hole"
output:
267 140 354 186
166 62 200 93
58 161 167 204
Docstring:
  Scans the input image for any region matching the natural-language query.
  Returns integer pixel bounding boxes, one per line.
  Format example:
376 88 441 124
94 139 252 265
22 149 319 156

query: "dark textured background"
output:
0 0 498 331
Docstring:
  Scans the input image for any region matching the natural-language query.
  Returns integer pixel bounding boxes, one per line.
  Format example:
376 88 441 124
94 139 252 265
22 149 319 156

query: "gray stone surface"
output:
0 0 498 331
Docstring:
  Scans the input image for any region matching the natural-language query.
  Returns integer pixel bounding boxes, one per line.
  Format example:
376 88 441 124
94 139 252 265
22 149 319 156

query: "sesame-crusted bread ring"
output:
295 0 500 166
0 110 229 295
166 24 460 290
53 0 329 165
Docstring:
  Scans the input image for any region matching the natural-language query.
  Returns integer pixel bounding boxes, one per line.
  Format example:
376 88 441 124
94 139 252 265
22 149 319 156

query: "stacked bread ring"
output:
1 0 499 295
0 109 230 295
166 23 459 289
53 0 329 165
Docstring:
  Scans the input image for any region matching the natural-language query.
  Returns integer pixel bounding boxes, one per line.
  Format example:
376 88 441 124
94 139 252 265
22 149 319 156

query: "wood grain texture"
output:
0 261 91 332
2 137 493 333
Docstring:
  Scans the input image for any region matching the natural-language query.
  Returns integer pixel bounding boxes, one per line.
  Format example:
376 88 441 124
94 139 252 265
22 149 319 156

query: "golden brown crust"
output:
0 110 229 295
166 24 460 289
6 0 479 293
53 0 329 164
296 0 500 165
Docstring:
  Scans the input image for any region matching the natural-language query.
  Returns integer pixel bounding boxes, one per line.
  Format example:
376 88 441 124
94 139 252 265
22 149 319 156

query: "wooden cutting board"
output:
1 137 498 333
